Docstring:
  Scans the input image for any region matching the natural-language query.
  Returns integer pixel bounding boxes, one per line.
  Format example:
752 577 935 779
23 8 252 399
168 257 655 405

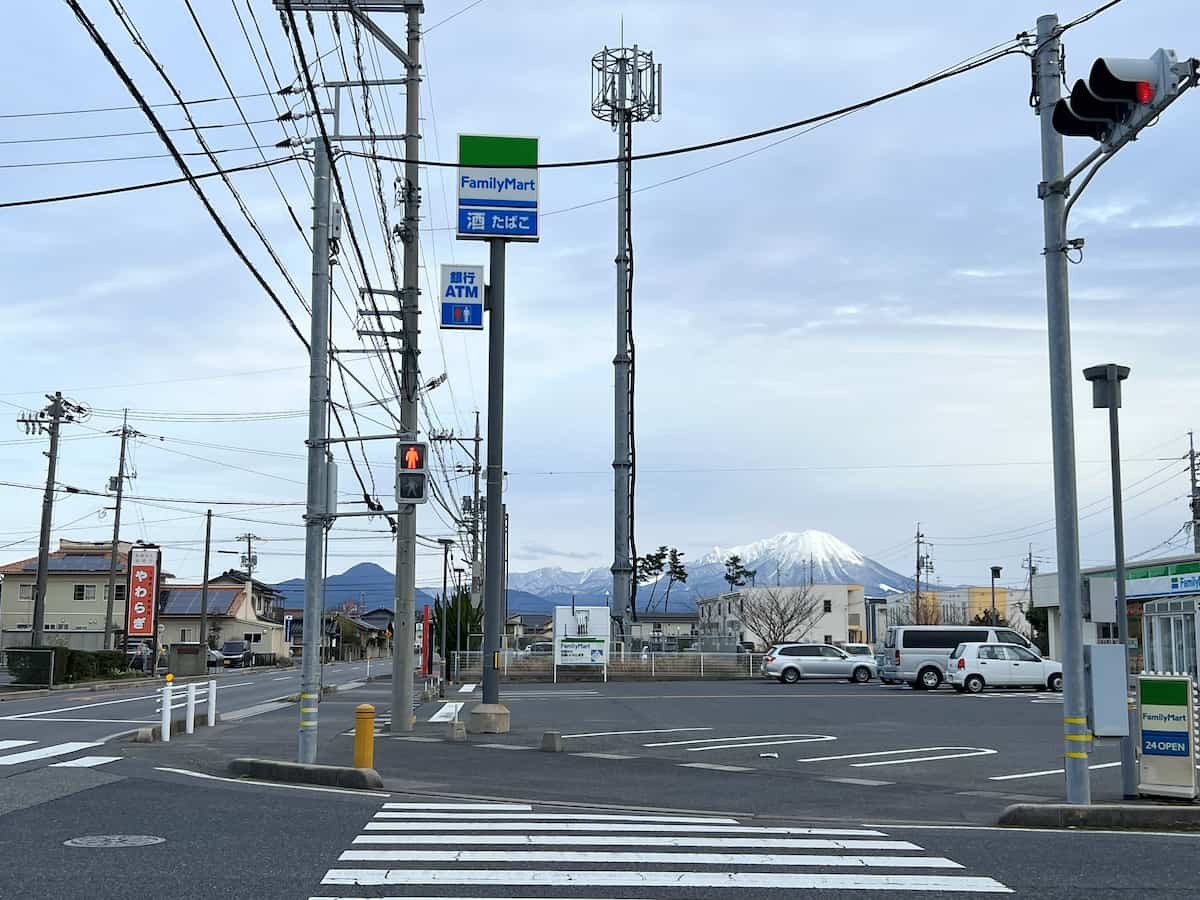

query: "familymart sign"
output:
1137 674 1198 799
456 134 539 241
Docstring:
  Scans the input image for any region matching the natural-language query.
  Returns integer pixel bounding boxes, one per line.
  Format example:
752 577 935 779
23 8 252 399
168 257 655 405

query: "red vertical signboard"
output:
126 548 159 640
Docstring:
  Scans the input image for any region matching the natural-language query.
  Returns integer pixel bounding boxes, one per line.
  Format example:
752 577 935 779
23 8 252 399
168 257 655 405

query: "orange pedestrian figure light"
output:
404 446 421 470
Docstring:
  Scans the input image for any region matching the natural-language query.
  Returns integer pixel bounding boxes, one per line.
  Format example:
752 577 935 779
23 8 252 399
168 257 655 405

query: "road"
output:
0 658 390 775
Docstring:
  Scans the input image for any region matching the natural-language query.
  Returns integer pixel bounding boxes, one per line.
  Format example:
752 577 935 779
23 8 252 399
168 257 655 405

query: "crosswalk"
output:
310 802 1012 896
0 738 121 769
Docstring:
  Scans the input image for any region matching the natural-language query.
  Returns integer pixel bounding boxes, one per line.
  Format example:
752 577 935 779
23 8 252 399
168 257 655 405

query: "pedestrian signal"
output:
396 441 428 505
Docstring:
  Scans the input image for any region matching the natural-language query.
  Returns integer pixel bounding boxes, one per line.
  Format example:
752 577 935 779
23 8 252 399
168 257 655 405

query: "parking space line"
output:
823 777 895 787
565 727 712 739
645 733 824 748
796 746 996 768
988 761 1120 781
571 752 639 760
690 736 838 753
677 763 755 773
457 683 477 693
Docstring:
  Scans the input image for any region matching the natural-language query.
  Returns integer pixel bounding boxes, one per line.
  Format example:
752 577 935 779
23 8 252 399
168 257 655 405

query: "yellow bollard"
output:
354 703 375 769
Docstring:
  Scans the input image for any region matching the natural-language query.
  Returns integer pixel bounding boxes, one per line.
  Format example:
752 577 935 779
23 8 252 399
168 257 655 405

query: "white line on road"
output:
0 741 103 765
988 761 1121 781
854 749 996 768
571 752 638 760
0 680 255 720
824 777 896 787
319 869 1013 892
0 740 35 751
428 702 463 723
0 717 155 724
644 733 822 748
372 813 740 824
272 676 292 682
154 767 390 797
351 834 910 849
337 849 964 868
564 727 712 739
474 743 532 751
678 762 755 772
49 756 122 768
690 736 838 753
360 822 882 836
222 701 290 721
796 747 996 768
457 683 477 693
381 803 531 811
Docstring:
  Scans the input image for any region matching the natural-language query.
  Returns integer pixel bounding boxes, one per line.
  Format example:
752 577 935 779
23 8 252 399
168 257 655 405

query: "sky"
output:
1 0 1198 596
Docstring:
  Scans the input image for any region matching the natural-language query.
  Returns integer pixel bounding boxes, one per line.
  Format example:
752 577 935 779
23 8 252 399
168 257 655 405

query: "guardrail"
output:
156 678 217 741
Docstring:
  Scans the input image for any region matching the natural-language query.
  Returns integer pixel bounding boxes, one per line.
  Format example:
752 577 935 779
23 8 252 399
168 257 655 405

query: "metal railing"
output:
451 650 766 681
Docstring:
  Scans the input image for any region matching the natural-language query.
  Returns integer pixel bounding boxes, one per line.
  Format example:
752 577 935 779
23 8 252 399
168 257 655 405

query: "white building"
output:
697 584 866 651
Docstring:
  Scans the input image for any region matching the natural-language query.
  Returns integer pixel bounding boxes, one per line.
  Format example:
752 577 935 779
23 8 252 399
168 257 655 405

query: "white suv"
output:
947 642 1063 694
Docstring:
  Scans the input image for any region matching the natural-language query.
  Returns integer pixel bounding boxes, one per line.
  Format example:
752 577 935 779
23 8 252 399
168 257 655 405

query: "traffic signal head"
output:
1053 50 1185 147
395 441 428 505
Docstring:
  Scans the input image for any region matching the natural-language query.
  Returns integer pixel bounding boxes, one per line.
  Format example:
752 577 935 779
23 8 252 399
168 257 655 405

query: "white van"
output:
876 625 1037 690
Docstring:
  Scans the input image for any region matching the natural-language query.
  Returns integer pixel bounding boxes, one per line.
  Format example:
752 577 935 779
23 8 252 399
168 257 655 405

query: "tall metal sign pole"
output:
103 410 132 649
456 132 540 732
591 44 661 650
298 136 333 765
1033 13 1090 804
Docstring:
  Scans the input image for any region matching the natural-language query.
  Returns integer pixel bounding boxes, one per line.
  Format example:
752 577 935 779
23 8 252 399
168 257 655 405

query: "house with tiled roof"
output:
159 571 288 662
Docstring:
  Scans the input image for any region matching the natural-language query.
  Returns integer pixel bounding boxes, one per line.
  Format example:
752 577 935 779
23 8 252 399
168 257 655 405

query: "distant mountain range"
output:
273 531 916 617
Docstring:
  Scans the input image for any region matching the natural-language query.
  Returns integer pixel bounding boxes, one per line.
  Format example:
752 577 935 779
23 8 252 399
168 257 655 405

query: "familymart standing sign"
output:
1138 674 1198 799
456 134 539 241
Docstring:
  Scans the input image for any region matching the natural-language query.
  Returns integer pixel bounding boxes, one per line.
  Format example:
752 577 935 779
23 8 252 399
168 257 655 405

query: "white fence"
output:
452 651 765 681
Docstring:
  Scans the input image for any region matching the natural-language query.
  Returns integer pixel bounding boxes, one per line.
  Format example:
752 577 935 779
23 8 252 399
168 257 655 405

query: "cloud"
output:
514 543 599 562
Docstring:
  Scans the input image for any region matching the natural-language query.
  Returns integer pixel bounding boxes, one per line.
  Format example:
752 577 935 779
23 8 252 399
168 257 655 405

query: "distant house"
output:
159 572 287 661
505 613 552 648
628 611 699 650
697 584 867 651
286 608 392 662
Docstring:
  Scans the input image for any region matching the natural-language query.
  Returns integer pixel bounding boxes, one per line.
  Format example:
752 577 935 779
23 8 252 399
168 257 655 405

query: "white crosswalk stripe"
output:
310 802 1012 897
0 739 121 769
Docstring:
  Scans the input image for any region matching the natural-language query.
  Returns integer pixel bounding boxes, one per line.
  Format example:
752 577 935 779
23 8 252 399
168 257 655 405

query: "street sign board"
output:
126 548 160 640
456 134 539 242
552 605 609 683
1137 674 1198 799
439 264 484 330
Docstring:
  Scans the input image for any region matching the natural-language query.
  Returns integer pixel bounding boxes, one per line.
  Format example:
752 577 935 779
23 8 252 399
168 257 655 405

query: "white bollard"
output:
185 683 196 735
160 680 173 742
206 679 216 727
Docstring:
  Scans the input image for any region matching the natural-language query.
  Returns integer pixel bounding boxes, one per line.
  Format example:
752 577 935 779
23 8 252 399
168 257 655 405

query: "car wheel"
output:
964 674 985 694
918 667 943 690
851 666 871 683
1048 672 1063 692
780 667 801 684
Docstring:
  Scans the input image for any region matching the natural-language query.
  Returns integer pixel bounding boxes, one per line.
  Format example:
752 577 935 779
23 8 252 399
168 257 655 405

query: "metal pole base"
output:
466 703 511 734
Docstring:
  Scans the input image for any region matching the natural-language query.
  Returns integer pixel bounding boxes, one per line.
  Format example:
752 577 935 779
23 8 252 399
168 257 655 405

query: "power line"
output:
421 0 486 34
0 117 280 146
0 91 279 120
0 144 272 169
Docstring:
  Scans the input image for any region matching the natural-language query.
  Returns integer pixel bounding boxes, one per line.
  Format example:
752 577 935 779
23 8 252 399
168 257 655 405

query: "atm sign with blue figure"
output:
439 264 484 331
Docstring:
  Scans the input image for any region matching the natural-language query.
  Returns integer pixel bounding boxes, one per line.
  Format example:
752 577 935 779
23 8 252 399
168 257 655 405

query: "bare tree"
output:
738 586 824 648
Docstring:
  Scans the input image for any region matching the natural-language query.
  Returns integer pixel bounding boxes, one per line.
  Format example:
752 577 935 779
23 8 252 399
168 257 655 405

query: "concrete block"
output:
540 730 563 753
447 721 467 742
466 702 511 734
229 757 384 790
131 728 156 743
999 802 1200 831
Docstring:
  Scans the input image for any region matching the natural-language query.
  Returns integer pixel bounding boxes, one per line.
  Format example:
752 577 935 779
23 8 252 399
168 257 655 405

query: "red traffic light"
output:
1135 80 1154 104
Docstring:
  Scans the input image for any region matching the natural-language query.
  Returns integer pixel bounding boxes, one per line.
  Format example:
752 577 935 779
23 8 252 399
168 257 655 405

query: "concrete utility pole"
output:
914 523 923 621
1033 12 1090 805
236 533 261 582
103 409 133 649
200 509 212 649
438 537 453 691
591 43 662 650
471 411 482 612
1190 431 1200 554
298 135 334 765
17 393 81 647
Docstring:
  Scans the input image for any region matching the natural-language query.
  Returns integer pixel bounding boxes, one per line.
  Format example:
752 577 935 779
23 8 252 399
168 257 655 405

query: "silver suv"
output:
761 643 877 684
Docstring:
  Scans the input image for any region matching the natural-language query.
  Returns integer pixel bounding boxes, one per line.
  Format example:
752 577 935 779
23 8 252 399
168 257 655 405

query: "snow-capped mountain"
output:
506 530 915 611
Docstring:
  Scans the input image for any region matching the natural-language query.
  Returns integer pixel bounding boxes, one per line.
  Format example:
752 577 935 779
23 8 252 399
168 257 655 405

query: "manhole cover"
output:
63 835 166 849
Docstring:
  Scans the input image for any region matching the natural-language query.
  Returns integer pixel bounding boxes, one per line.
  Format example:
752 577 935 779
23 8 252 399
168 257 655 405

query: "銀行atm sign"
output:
125 548 160 639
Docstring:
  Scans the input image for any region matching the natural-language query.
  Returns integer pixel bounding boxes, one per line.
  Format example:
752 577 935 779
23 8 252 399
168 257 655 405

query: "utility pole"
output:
236 533 261 582
471 411 482 611
103 410 134 649
1034 13 1090 805
914 523 923 623
200 509 212 649
17 393 83 647
438 538 453 693
1190 431 1200 554
591 42 662 651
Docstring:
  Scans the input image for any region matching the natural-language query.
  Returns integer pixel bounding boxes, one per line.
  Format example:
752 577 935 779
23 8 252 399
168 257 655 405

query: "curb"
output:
229 757 384 790
999 802 1200 831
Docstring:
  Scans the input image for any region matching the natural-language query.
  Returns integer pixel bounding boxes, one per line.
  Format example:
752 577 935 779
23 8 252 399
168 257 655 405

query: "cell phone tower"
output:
591 42 661 648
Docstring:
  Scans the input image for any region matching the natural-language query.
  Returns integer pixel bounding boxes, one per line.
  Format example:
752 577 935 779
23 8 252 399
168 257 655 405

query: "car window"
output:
819 646 843 658
978 645 1001 660
995 630 1030 646
779 646 802 657
1005 646 1041 662
949 643 966 659
883 629 897 649
796 646 821 657
901 629 992 649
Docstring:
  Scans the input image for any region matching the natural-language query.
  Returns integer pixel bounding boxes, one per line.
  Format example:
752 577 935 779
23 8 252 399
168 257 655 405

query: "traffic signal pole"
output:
1034 13 1090 805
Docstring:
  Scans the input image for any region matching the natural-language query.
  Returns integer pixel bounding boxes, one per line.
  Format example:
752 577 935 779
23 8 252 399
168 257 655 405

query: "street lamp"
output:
1083 362 1137 799
990 566 1003 625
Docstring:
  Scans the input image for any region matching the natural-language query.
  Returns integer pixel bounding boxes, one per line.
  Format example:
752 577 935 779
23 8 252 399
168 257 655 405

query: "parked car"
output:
125 642 152 672
206 648 225 669
947 642 1063 693
876 625 1038 690
525 641 553 655
220 640 254 668
761 643 877 684
839 642 874 656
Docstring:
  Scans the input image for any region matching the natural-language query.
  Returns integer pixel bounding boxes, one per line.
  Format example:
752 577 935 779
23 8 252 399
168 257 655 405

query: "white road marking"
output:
988 761 1121 781
0 741 103 765
339 681 366 691
360 822 883 836
381 802 530 811
678 762 755 772
0 740 35 751
691 736 839 753
154 767 390 796
0 680 254 720
351 834 910 849
571 752 638 760
313 897 655 900
272 676 292 682
824 777 895 787
564 727 712 739
49 755 122 768
428 702 463 723
320 869 1012 892
474 743 532 751
222 701 290 721
795 746 997 768
338 849 963 868
373 812 739 824
854 749 997 768
391 736 441 743
645 733 828 748
457 683 477 693
18 717 155 724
